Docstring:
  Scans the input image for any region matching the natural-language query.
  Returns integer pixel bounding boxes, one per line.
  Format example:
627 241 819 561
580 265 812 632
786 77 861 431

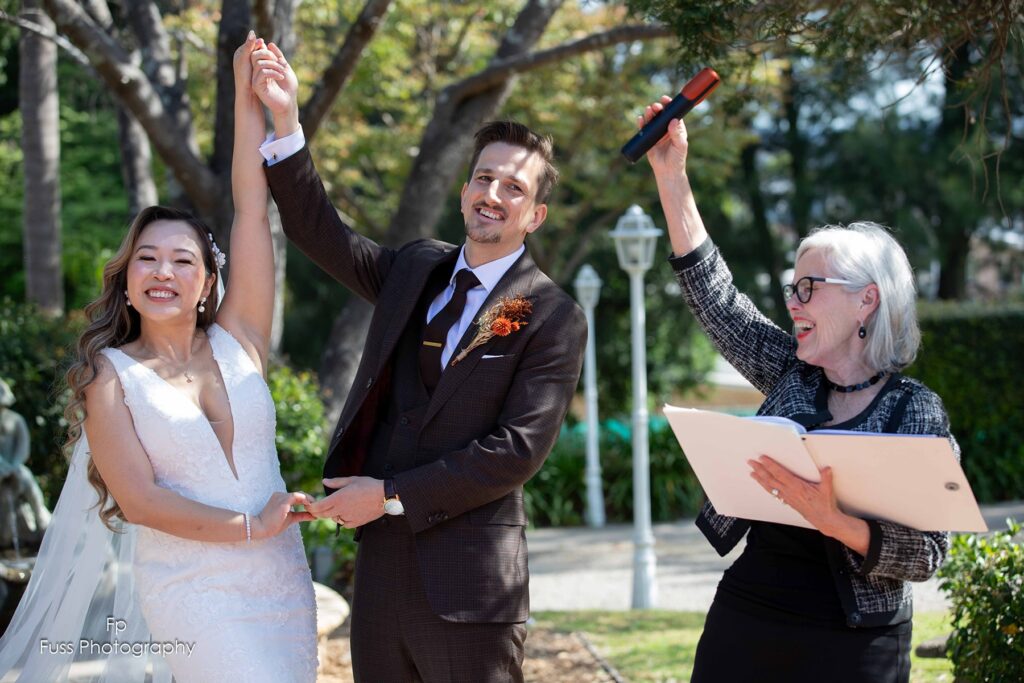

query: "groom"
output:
251 42 586 681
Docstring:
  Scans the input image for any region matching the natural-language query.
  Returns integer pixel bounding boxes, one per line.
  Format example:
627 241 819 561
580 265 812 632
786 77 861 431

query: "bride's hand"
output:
232 31 258 100
251 491 315 540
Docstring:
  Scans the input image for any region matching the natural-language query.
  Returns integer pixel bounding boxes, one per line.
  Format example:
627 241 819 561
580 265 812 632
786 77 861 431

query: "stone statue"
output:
0 379 50 551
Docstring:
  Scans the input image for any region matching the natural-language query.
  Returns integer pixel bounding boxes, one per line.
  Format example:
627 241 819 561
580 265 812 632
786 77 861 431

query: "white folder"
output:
663 405 987 532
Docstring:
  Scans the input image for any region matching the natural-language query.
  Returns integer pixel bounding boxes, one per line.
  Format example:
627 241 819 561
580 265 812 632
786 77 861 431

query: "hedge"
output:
907 303 1024 502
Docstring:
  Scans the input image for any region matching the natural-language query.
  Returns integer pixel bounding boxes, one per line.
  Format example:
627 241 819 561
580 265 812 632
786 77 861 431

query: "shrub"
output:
270 363 328 494
0 299 83 503
907 304 1024 502
267 363 357 589
938 521 1024 683
525 418 705 528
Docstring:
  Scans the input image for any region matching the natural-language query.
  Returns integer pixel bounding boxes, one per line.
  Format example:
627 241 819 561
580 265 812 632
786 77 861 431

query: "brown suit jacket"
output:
266 148 587 623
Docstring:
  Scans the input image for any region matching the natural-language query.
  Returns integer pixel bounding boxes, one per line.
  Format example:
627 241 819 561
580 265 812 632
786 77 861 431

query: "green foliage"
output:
267 363 358 589
0 300 82 503
0 101 130 310
939 521 1024 683
905 304 1024 502
270 363 328 493
525 419 705 527
625 0 1017 101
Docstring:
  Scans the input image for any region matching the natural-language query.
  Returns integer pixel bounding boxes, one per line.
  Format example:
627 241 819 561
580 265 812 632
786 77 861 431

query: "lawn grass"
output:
532 609 955 682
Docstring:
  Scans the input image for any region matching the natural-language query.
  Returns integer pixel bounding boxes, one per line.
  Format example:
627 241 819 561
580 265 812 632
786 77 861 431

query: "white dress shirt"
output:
260 127 525 369
260 128 306 166
427 245 524 368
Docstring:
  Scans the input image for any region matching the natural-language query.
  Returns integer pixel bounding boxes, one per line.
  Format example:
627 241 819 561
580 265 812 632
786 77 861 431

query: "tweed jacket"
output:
266 147 587 623
670 238 958 628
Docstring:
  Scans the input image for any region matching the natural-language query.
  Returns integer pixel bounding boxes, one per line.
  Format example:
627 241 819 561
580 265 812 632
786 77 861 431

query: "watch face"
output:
384 499 405 516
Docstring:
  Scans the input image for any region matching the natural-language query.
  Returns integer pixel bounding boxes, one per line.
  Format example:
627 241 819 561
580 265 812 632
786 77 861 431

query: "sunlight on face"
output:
125 220 213 323
460 142 547 249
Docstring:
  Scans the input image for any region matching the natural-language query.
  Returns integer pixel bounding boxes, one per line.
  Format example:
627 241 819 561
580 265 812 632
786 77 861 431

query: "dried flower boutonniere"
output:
450 294 532 365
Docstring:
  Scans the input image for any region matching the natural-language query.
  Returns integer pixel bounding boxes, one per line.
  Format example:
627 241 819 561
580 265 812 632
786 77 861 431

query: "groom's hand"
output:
250 40 299 138
309 477 386 529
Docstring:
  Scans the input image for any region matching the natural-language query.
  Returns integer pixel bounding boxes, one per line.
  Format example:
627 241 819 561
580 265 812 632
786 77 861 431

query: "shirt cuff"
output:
667 236 715 272
260 127 306 166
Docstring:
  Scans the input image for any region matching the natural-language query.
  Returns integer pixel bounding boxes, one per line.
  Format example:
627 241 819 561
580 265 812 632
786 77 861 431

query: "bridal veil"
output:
0 435 172 682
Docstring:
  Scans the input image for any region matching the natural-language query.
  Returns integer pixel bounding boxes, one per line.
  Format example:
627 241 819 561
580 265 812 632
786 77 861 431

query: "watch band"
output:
384 478 398 501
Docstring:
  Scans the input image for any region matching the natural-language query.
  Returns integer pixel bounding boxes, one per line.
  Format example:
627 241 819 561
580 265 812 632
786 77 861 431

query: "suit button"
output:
400 416 410 426
440 511 448 520
365 378 373 389
850 612 862 625
384 463 393 472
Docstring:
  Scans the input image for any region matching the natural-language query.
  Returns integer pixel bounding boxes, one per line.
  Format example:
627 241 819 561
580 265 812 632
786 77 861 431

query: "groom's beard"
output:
464 220 502 244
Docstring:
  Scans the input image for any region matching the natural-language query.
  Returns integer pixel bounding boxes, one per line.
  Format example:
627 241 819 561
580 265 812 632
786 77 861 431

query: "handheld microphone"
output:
621 67 721 164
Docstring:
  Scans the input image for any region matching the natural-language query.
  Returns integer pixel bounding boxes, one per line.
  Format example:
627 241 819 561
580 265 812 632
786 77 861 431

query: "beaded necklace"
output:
826 370 885 393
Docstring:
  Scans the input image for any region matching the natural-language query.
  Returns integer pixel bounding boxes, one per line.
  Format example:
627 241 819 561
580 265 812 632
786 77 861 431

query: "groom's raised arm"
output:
252 41 395 303
266 148 395 304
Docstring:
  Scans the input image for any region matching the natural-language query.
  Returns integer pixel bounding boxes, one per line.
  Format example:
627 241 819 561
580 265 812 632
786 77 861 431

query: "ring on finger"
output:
770 488 780 497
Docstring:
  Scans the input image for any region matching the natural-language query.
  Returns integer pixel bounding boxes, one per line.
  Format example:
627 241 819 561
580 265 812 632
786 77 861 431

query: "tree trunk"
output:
936 231 969 300
20 0 63 316
268 201 288 358
934 42 972 300
741 142 789 325
783 63 811 239
117 106 159 215
315 0 565 419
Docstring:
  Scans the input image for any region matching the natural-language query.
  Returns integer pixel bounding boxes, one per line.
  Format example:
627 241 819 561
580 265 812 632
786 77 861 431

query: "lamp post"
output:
610 204 662 609
573 264 605 528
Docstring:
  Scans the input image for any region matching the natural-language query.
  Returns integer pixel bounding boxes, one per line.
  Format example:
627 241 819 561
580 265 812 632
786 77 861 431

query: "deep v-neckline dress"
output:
101 324 317 682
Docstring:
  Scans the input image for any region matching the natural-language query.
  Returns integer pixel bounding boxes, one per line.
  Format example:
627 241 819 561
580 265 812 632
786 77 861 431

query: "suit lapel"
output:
374 247 459 376
423 249 540 425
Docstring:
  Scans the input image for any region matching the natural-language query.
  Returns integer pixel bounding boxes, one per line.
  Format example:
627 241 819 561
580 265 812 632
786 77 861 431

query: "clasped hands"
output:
287 476 388 530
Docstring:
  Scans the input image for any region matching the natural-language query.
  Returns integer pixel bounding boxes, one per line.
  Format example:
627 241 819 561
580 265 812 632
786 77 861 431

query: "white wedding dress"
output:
0 323 318 682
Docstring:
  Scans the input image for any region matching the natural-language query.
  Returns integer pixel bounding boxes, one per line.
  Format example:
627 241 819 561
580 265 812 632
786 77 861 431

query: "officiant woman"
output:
639 98 958 682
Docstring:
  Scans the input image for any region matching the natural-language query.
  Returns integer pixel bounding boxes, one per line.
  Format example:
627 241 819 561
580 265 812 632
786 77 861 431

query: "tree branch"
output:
123 0 198 153
300 0 393 142
449 23 673 99
211 0 249 181
42 0 219 218
0 10 90 68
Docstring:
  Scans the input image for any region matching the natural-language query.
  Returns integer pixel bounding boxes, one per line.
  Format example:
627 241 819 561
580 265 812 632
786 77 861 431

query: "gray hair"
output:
795 222 920 373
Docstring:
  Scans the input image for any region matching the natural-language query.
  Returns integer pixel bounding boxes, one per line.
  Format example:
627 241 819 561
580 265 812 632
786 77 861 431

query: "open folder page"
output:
663 405 987 532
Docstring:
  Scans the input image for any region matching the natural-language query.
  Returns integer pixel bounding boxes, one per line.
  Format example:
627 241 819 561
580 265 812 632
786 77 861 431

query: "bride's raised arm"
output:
215 32 276 374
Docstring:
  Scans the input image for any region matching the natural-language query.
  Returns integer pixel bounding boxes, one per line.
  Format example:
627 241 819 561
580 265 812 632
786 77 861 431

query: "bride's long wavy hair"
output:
64 206 220 529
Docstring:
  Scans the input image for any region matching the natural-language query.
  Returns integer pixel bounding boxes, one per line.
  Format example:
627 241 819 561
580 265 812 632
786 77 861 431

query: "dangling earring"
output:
124 290 132 308
858 324 867 339
198 297 207 313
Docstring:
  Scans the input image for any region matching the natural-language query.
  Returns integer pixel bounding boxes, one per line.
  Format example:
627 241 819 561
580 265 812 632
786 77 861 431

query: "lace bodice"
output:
99 323 317 682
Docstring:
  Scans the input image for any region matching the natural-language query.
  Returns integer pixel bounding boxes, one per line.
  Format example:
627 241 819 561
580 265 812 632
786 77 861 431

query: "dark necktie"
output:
419 268 481 391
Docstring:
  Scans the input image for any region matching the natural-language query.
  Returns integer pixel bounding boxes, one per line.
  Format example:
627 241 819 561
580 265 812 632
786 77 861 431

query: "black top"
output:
717 521 846 624
716 374 910 629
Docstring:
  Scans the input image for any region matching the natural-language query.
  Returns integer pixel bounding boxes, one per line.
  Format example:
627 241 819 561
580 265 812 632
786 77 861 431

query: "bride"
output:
0 33 318 682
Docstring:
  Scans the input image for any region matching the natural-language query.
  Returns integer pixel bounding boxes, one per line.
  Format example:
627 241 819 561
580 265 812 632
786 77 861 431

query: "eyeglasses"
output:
783 276 856 304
